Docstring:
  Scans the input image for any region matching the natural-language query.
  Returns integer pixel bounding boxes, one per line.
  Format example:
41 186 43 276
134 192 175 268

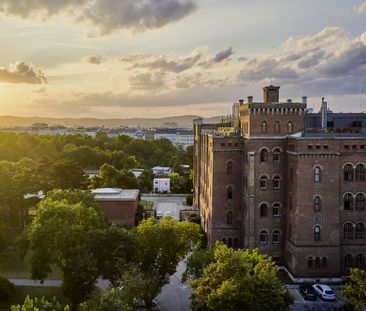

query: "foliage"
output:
186 213 200 224
342 268 366 311
186 195 193 207
11 295 70 311
91 164 138 189
0 275 15 301
183 248 214 282
190 243 293 311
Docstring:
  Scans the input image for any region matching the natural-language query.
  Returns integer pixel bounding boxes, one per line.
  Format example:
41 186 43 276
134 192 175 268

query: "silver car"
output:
312 284 336 301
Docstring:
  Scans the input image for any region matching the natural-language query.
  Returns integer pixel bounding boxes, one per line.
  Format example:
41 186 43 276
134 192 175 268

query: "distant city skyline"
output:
0 0 365 118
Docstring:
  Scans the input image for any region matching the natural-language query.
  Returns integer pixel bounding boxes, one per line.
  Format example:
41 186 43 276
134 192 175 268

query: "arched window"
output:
344 164 354 181
273 175 280 190
356 254 365 269
287 121 294 133
227 186 233 200
272 230 280 245
356 164 365 182
228 237 232 248
356 193 365 211
260 176 268 190
343 223 353 239
315 257 320 268
314 166 321 182
314 226 321 241
222 237 227 245
272 203 280 217
259 231 268 244
273 148 281 163
344 193 353 210
355 223 364 240
345 254 353 269
322 257 328 268
227 212 233 225
314 196 321 213
261 121 267 134
227 161 233 174
234 238 238 248
307 257 313 268
260 203 268 217
274 121 281 134
260 149 268 163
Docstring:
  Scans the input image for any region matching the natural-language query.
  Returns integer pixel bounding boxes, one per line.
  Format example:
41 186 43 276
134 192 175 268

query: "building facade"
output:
194 85 366 278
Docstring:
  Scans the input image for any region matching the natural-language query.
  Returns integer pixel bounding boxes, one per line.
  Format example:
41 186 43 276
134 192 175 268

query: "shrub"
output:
0 276 15 301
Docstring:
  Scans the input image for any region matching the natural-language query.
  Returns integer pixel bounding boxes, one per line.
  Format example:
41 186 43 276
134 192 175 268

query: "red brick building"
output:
93 188 139 227
194 86 366 279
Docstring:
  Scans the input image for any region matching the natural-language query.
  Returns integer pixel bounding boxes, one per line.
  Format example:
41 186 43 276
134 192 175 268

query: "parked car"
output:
299 284 317 300
312 284 336 301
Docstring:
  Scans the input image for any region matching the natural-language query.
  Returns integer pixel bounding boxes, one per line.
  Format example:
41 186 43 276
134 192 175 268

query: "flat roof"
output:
92 188 139 201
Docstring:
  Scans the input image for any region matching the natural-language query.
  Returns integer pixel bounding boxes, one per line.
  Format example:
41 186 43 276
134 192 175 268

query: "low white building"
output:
153 178 171 193
152 166 172 176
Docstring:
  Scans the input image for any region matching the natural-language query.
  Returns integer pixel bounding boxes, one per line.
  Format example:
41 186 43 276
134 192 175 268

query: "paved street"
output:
141 195 189 221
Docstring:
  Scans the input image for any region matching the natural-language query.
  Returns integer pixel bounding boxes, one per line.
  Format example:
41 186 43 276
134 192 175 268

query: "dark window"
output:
261 121 267 134
227 212 233 225
274 121 281 134
308 257 313 268
344 223 353 239
260 204 268 217
260 149 268 163
221 143 225 147
314 226 321 241
353 145 357 150
227 161 233 174
314 166 321 182
314 196 321 213
273 175 280 190
344 164 354 181
356 193 365 211
345 254 353 269
272 203 280 217
344 194 353 210
260 176 268 190
222 237 227 244
308 145 313 150
315 257 320 268
345 145 350 150
355 223 364 240
233 238 238 248
324 145 329 150
259 231 268 244
227 186 233 200
272 230 280 245
273 148 281 163
322 257 328 268
361 145 365 150
287 121 294 133
316 145 320 150
356 254 365 269
356 164 365 181
228 237 232 248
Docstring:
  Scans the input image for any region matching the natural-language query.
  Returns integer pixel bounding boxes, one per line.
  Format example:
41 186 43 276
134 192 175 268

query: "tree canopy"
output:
342 268 366 311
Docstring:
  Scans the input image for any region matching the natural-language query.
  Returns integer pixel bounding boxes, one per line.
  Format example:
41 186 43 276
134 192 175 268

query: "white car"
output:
312 284 336 301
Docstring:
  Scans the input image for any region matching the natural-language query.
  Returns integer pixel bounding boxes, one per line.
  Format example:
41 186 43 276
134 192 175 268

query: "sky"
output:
0 0 366 119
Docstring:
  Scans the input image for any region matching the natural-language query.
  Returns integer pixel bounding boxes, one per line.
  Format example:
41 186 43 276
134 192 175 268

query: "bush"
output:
186 195 193 206
0 276 15 301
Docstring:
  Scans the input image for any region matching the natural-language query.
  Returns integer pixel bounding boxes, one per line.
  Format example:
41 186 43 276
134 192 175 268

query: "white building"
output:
153 178 171 193
153 128 194 149
152 166 172 176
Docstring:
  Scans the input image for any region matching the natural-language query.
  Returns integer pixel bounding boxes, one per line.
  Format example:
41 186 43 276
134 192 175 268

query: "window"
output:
314 226 321 241
227 212 233 225
227 161 233 174
261 121 267 134
324 145 329 150
222 237 227 244
273 175 280 190
260 149 268 163
307 257 313 268
228 237 232 248
274 121 281 134
345 254 353 269
356 164 365 181
314 257 320 268
344 223 353 239
273 148 281 163
356 193 365 211
355 223 364 240
260 176 268 190
260 203 268 217
227 186 233 200
356 254 365 269
308 145 313 150
314 196 321 213
259 231 268 244
345 145 350 150
272 203 280 217
344 164 353 181
234 238 238 248
272 230 280 245
322 257 328 268
344 193 353 210
287 121 294 133
314 166 321 182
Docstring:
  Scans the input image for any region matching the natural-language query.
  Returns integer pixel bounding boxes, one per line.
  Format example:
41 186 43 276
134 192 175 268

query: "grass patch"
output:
0 286 69 311
140 200 154 209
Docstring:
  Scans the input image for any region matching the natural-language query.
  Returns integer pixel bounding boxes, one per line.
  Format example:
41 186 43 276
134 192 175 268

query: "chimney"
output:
239 99 244 105
247 96 253 104
302 96 307 104
263 85 280 103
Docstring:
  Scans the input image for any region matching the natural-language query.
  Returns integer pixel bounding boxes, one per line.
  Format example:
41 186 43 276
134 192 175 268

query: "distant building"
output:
131 168 144 178
84 169 100 178
153 178 171 193
152 166 172 176
154 128 194 149
92 188 139 227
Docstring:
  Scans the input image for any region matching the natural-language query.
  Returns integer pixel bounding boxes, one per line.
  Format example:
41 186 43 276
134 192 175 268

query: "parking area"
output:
141 195 188 221
290 287 344 311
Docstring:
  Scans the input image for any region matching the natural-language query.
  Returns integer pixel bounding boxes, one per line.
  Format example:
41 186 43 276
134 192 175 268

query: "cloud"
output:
354 1 366 14
213 47 234 62
129 71 166 90
0 0 198 35
0 62 47 84
84 54 106 65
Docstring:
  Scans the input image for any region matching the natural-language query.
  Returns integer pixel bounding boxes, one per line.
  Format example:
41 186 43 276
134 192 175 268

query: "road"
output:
141 195 188 221
9 278 110 290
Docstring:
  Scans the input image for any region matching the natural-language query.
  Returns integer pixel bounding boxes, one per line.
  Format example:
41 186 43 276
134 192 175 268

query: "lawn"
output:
0 286 69 311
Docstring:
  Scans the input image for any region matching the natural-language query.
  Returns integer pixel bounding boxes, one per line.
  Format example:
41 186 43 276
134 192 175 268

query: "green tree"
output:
342 268 366 311
183 248 214 282
11 295 70 311
190 243 293 311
